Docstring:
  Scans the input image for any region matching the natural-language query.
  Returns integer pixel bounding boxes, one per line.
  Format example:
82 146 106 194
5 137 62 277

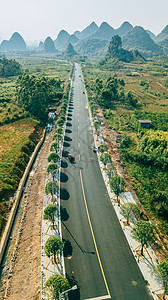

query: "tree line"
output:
89 76 138 110
0 58 22 77
15 74 63 124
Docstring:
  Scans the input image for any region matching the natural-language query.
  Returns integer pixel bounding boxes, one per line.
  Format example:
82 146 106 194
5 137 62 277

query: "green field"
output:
7 53 71 79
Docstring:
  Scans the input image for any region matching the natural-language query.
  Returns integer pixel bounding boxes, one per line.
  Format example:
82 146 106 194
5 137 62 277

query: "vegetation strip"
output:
0 128 45 265
41 74 73 298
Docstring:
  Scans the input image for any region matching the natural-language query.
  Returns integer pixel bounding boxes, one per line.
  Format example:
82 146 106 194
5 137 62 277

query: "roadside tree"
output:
52 133 63 142
120 202 137 225
50 142 59 153
56 127 63 134
47 163 58 180
45 181 58 202
106 162 114 178
43 204 59 229
48 153 60 164
56 118 64 127
155 258 168 299
98 144 108 153
94 120 100 137
45 274 70 300
131 221 155 255
90 101 95 117
44 236 63 264
100 152 111 166
110 175 125 205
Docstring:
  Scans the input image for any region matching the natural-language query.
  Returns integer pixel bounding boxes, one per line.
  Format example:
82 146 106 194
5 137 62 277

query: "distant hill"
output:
105 35 145 63
39 41 44 49
75 21 98 40
44 37 57 53
122 26 163 57
64 43 77 57
54 30 70 51
146 30 156 40
1 32 26 51
74 31 81 39
115 21 133 36
54 30 79 51
155 25 168 43
155 25 168 55
67 34 79 45
75 21 133 58
91 22 115 40
78 38 108 58
53 21 161 58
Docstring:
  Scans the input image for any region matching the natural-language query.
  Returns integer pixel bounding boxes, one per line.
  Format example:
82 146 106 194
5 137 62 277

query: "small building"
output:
138 120 151 129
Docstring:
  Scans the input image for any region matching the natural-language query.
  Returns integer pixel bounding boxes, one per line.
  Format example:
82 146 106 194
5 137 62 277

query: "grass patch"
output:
0 118 43 235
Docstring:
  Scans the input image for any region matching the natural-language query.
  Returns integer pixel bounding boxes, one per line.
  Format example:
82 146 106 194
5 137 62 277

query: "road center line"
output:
79 170 111 297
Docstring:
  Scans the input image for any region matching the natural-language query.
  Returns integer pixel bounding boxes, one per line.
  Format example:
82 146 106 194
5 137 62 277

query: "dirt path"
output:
1 132 53 300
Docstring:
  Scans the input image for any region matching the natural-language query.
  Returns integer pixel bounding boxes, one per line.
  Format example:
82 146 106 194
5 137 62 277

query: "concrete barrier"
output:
0 129 46 265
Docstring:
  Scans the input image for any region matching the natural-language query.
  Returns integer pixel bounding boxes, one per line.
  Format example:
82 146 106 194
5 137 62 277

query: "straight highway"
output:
60 63 152 300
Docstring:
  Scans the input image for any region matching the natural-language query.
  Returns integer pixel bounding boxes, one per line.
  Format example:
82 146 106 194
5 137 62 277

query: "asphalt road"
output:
61 63 152 300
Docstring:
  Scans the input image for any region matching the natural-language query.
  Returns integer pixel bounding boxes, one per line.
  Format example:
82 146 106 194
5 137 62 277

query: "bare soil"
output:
1 132 53 300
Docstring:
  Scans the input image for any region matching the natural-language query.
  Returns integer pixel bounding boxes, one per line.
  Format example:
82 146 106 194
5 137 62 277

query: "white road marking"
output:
84 295 111 300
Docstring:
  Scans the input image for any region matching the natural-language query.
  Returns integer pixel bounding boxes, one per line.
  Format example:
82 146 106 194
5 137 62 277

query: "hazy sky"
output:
0 0 168 41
